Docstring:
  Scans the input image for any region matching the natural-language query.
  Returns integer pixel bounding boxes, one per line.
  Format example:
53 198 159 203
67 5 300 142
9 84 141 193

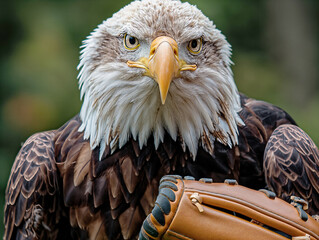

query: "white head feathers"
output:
78 0 243 160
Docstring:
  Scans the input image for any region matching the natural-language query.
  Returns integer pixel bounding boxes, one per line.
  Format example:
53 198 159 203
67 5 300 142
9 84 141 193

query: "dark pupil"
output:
191 40 198 49
129 37 136 45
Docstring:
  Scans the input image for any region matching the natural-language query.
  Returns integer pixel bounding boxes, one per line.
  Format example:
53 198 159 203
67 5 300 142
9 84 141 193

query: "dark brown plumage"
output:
5 94 319 239
4 0 319 239
264 124 319 216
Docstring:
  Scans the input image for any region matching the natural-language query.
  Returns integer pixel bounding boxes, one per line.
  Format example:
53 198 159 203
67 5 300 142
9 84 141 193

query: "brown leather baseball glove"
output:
139 175 319 240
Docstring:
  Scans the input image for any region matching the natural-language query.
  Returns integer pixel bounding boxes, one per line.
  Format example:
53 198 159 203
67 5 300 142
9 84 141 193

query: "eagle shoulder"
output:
237 94 297 189
264 124 319 215
4 130 61 239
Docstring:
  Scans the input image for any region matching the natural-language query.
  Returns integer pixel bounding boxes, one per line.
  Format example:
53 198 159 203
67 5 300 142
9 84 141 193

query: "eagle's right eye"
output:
124 34 140 50
187 38 202 55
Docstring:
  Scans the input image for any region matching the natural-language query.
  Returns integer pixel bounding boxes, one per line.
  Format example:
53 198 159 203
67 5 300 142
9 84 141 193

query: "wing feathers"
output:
4 131 61 239
264 124 319 215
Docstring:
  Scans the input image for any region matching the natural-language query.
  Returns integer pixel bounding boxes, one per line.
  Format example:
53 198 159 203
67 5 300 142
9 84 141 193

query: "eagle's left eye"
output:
124 34 140 50
187 38 202 55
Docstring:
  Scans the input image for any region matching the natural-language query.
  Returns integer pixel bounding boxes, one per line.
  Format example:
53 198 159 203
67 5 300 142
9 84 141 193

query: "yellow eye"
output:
124 34 140 50
187 38 202 54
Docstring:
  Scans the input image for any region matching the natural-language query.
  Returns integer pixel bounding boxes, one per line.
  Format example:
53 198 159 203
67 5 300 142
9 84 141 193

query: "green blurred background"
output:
1 0 318 236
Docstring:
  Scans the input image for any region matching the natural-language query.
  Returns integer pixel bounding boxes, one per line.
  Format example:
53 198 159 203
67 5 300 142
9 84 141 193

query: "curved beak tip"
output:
160 89 168 105
148 39 179 105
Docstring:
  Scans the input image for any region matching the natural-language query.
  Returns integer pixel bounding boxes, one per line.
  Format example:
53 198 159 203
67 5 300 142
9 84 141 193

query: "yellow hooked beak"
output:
127 36 197 104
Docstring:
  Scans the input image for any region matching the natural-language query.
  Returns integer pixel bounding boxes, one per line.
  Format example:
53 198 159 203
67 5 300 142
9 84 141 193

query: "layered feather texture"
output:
264 124 319 215
77 0 243 159
6 95 315 240
4 0 319 239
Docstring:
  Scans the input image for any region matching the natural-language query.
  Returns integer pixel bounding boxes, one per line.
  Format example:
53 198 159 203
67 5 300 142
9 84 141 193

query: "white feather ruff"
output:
77 0 244 160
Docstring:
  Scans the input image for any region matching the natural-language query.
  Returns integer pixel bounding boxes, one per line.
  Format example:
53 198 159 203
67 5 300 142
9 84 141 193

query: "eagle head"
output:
78 0 243 159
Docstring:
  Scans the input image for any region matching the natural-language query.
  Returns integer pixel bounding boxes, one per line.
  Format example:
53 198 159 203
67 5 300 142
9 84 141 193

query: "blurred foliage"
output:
0 0 318 236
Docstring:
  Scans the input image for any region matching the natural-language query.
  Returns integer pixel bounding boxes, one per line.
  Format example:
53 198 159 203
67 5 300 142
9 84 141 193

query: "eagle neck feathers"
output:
76 0 244 160
77 63 243 160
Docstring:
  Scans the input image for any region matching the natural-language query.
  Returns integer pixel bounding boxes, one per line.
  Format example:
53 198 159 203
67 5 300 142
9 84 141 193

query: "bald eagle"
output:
4 0 319 239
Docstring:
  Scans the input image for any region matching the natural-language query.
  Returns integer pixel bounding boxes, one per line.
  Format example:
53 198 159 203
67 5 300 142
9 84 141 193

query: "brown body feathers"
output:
4 94 319 239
